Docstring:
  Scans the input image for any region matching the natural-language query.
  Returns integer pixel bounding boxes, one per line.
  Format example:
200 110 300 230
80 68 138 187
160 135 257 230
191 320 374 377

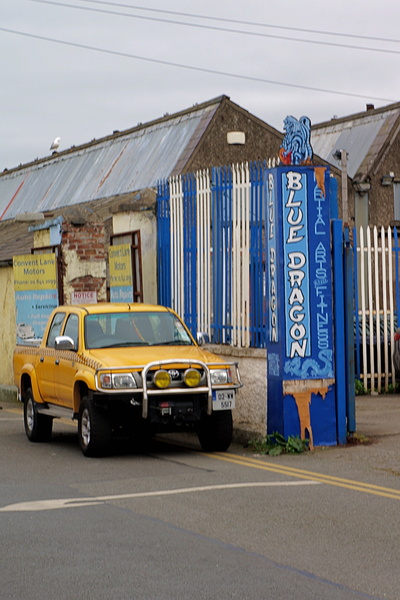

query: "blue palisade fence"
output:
157 163 276 349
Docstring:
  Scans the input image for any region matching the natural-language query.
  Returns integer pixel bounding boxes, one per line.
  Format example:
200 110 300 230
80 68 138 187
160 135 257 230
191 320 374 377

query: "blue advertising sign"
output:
266 166 336 447
13 253 59 344
281 168 334 379
282 170 311 361
267 171 278 345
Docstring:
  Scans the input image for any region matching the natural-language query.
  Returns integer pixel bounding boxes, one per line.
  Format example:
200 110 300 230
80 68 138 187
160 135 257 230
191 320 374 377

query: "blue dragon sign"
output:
265 163 337 447
279 115 313 166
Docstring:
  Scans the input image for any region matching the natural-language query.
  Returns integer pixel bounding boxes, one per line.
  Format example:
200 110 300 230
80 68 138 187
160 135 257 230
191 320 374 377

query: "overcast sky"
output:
1 0 399 171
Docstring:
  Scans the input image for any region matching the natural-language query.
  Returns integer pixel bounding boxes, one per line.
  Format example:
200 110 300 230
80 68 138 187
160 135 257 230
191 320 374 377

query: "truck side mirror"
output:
196 332 210 346
54 335 76 351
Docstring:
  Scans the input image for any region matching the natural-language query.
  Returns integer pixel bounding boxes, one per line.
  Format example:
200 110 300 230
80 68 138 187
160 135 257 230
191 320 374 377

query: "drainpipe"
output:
333 149 349 225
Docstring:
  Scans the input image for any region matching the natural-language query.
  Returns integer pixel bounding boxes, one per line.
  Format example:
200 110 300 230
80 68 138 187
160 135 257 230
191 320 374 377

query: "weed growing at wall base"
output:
248 432 309 456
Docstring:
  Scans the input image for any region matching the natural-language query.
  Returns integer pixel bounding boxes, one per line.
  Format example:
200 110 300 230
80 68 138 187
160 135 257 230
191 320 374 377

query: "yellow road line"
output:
205 452 400 500
1 407 22 415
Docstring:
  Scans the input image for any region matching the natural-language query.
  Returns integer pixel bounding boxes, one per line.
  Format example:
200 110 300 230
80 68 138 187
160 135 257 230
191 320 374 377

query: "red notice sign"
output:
70 291 97 304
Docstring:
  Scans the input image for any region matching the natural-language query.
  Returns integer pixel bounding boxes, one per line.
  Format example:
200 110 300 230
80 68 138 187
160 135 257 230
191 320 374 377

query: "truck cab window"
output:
63 314 79 349
46 312 66 348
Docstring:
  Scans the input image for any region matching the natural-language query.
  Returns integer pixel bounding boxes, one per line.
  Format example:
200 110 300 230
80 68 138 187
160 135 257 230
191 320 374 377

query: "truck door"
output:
53 313 79 408
36 311 66 404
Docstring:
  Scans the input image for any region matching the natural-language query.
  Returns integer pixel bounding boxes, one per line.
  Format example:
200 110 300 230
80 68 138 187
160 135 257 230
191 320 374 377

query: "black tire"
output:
197 410 233 452
23 388 53 443
78 395 111 457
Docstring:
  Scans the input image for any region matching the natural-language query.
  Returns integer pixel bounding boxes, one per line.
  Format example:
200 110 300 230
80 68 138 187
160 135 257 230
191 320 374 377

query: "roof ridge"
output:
1 95 229 176
312 101 400 129
102 94 229 142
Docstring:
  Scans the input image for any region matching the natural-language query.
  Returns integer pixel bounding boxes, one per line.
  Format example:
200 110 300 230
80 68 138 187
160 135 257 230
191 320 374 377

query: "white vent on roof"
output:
227 131 245 145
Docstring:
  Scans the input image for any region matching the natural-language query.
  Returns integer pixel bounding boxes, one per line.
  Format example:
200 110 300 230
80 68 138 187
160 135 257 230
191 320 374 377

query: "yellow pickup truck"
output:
13 303 241 456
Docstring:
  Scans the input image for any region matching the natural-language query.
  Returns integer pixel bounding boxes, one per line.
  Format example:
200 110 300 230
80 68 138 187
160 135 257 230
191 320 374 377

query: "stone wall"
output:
207 344 267 442
369 131 400 227
184 99 283 173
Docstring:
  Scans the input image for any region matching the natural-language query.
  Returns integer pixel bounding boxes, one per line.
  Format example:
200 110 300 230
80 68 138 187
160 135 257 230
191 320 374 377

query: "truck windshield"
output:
84 311 193 349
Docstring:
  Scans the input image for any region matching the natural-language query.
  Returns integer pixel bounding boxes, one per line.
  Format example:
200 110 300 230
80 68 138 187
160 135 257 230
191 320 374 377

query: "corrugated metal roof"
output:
311 107 400 179
0 100 220 221
0 220 34 264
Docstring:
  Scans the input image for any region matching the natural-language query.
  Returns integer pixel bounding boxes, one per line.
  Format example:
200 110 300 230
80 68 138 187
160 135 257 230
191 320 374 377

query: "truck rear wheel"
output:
24 388 53 443
197 410 233 452
78 396 111 457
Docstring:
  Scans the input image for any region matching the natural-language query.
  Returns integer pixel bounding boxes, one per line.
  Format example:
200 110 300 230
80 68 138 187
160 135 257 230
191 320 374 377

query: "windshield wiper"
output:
100 341 150 348
150 340 192 346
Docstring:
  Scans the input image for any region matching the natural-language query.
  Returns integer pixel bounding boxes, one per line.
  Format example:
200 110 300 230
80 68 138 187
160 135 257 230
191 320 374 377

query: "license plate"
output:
212 389 235 411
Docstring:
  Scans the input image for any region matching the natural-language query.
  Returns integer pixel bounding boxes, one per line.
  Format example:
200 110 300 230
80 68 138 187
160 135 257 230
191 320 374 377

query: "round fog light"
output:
153 369 171 389
183 368 201 388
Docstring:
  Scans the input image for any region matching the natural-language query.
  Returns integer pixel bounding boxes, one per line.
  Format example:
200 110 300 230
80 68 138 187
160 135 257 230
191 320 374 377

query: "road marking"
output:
206 452 400 500
0 408 21 416
0 480 320 512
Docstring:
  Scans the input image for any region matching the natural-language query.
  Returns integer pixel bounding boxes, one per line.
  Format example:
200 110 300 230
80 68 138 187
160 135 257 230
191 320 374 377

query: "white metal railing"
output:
356 226 397 392
170 175 184 317
232 162 250 347
196 169 212 338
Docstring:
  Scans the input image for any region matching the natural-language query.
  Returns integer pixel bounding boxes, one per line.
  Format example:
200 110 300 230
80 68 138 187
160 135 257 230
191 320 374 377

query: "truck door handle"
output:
40 357 44 363
55 359 60 365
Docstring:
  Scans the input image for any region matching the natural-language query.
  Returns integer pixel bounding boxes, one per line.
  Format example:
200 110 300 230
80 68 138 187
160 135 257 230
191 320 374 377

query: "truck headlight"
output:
210 368 231 385
113 373 136 389
99 373 137 389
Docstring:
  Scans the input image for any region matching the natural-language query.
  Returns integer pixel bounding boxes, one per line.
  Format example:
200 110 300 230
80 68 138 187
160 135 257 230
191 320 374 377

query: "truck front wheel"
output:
24 388 53 443
197 410 233 452
78 396 111 457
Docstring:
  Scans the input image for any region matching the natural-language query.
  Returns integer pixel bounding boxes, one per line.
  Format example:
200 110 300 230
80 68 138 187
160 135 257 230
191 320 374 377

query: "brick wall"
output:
61 221 107 303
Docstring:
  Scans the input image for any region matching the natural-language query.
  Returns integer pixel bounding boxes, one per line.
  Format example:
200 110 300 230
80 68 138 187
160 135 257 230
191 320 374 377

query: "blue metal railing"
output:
249 161 266 348
157 164 268 346
157 180 171 308
212 166 233 344
182 174 197 334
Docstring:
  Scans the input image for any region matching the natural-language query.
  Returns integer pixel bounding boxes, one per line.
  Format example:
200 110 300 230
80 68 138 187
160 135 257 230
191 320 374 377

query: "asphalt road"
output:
1 396 399 600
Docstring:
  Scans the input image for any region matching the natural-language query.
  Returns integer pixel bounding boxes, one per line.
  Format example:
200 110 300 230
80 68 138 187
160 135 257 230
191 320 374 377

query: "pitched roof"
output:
311 102 400 181
0 96 225 222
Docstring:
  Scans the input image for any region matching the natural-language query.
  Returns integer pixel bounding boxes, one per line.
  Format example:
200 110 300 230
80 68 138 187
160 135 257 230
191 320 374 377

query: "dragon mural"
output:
283 349 333 379
279 115 313 166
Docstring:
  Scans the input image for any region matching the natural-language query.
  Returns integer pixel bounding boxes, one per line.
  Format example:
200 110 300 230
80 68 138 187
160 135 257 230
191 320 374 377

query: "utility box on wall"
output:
266 165 337 448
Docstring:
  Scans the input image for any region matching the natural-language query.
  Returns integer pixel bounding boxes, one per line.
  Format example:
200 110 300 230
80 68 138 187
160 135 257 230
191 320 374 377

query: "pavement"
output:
354 393 400 439
257 393 400 483
342 393 400 479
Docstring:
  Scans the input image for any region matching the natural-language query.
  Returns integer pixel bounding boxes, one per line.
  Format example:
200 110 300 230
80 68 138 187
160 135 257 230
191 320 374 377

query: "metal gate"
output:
157 162 266 348
354 226 399 392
